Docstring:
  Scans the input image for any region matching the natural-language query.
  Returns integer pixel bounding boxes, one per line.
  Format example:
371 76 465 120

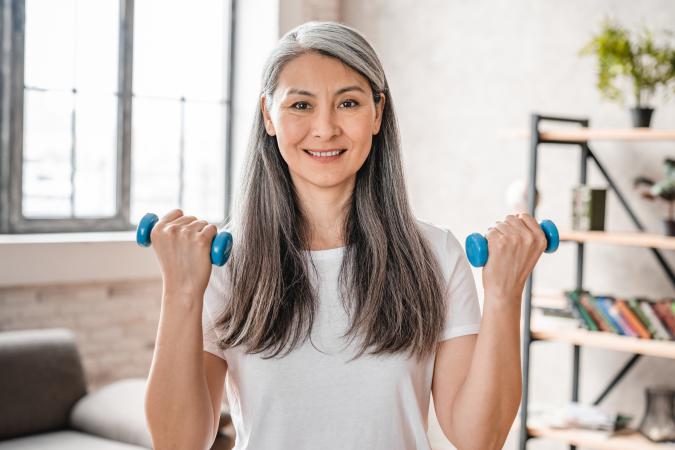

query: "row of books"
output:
565 290 675 340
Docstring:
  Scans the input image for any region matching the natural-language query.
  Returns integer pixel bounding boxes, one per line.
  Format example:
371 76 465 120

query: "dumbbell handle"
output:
465 219 559 268
136 213 233 267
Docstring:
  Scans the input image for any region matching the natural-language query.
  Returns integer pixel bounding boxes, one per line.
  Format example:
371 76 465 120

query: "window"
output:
0 0 235 233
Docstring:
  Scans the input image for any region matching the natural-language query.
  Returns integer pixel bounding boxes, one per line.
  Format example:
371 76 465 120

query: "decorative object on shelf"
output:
634 157 675 236
571 186 607 231
529 402 632 432
506 178 539 213
579 19 675 128
638 387 675 442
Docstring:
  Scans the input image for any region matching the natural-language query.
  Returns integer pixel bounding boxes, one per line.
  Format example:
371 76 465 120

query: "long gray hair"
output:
214 21 446 360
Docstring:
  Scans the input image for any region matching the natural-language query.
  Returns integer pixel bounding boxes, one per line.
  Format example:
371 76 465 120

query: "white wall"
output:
341 1 675 449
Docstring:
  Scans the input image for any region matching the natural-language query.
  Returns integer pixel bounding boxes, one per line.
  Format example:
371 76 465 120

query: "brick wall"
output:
0 279 162 390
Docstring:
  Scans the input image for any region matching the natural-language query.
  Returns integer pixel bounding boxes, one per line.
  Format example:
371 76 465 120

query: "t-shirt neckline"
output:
305 245 346 260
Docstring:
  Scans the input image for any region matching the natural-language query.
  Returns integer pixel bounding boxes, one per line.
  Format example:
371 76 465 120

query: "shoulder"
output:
415 218 465 278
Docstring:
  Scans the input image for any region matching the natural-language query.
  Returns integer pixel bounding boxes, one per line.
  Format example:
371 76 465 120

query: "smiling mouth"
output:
303 149 347 157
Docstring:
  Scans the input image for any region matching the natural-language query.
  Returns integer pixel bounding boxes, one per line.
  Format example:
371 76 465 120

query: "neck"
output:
293 175 354 251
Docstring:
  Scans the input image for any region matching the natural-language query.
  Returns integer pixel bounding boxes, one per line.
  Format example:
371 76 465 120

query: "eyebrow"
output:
286 85 367 97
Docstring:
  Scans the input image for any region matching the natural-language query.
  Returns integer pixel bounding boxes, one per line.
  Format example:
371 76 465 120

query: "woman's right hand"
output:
149 209 218 299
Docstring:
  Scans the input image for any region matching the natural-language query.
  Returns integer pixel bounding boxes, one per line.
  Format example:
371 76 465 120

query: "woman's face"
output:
261 52 385 194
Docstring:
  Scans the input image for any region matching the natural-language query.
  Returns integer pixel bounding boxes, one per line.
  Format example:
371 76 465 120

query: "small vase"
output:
664 219 675 237
630 107 654 128
638 387 675 442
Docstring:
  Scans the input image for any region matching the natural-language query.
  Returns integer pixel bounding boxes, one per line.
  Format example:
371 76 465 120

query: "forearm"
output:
145 293 214 450
449 295 522 449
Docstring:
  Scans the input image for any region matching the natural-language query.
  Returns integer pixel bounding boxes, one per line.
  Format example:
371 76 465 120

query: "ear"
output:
260 95 276 136
372 93 386 135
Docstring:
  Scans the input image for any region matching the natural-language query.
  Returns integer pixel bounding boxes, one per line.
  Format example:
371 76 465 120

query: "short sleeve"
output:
202 264 229 361
438 229 482 341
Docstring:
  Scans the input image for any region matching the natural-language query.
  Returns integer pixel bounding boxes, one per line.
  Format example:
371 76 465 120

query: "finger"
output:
494 221 514 237
487 220 512 236
186 219 210 232
169 215 198 226
160 208 183 222
504 214 530 234
200 223 218 237
516 213 541 235
516 213 548 251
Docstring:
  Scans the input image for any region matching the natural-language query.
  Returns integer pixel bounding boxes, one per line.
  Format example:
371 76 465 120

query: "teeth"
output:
307 149 343 157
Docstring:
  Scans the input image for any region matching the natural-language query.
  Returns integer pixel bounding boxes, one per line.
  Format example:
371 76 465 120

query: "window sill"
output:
0 231 136 245
0 231 160 288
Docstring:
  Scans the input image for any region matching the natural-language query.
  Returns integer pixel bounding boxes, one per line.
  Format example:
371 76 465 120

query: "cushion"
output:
69 378 152 449
0 430 148 449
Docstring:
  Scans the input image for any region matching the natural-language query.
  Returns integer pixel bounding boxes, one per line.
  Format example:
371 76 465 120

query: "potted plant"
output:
634 158 675 236
579 20 675 127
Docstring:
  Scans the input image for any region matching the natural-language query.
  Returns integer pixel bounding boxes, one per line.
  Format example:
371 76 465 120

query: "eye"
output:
340 99 359 108
291 101 310 110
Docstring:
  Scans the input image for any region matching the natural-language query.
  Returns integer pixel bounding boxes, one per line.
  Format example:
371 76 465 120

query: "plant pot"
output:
639 387 675 442
630 107 654 128
664 219 675 237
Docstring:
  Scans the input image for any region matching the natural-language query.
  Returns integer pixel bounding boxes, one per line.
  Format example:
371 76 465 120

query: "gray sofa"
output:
0 328 233 449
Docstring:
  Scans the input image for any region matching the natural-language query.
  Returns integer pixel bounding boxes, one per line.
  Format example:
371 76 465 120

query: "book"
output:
594 297 625 335
580 294 611 332
565 290 598 331
605 298 637 337
652 300 675 339
615 299 651 339
627 297 657 337
639 301 671 340
588 295 621 334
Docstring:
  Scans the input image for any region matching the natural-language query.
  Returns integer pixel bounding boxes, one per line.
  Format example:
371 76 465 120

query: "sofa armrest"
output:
0 328 87 440
69 377 153 449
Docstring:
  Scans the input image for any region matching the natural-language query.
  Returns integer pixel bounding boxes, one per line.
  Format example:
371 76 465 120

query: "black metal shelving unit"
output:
518 113 675 450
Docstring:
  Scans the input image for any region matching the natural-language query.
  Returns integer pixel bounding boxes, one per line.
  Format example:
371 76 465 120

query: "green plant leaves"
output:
579 19 675 107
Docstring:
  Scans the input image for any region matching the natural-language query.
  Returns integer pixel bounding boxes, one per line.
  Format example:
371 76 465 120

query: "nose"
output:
311 106 340 139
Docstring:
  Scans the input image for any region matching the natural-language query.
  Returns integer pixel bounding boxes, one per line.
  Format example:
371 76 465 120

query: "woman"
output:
145 21 548 450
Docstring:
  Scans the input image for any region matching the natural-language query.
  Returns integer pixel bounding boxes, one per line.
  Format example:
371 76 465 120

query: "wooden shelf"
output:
560 230 675 251
531 326 675 359
528 426 675 450
502 128 675 142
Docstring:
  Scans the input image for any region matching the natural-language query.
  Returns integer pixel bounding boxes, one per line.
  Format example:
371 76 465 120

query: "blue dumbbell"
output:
136 213 233 267
465 219 559 268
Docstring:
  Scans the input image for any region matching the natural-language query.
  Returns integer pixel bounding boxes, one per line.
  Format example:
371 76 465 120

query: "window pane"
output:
22 90 73 218
133 0 228 101
130 98 181 224
74 0 120 94
73 94 118 217
24 0 76 90
24 0 119 93
183 102 226 221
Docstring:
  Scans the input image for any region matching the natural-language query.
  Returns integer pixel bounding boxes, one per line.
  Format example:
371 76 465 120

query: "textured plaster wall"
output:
341 1 675 449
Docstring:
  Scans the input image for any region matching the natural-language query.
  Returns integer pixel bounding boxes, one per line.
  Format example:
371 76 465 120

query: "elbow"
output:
145 403 213 450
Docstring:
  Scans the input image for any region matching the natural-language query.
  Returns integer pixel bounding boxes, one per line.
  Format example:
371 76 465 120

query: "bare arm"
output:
432 298 521 449
433 213 547 449
145 294 226 450
143 209 228 449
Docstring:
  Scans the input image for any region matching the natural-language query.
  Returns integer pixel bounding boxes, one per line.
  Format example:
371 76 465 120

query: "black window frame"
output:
0 0 236 233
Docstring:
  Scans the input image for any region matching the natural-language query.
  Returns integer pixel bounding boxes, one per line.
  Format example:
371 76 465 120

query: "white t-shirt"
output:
202 219 481 450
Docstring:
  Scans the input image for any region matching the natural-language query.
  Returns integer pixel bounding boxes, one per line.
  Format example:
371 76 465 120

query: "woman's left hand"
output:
481 213 548 302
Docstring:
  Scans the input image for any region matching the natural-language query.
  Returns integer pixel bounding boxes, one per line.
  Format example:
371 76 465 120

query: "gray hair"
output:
214 21 446 360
